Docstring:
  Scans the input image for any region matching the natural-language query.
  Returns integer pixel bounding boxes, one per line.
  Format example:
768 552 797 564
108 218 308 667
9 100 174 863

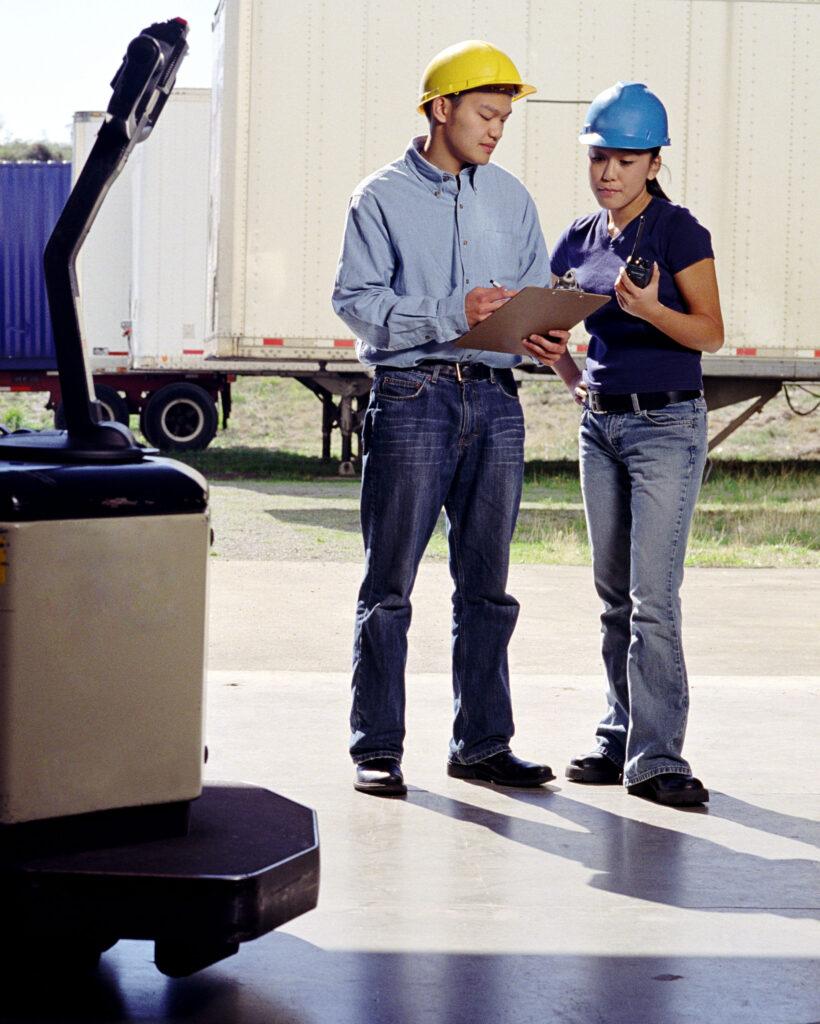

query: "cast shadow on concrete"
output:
265 507 363 533
1 935 817 1024
706 792 820 849
406 788 819 920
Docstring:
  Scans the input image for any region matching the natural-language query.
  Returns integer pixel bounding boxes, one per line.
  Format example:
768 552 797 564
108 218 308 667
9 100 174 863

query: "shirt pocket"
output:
482 230 520 281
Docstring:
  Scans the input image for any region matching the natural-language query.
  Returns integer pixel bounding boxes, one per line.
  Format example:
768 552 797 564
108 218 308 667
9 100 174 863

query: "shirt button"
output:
463 240 468 246
434 190 441 197
459 204 464 209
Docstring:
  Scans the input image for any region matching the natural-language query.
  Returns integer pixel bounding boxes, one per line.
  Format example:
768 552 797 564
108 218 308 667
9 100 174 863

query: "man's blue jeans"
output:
350 365 524 766
579 398 708 786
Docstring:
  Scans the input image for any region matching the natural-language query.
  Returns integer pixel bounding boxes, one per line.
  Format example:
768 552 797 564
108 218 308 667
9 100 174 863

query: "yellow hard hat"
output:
417 40 536 114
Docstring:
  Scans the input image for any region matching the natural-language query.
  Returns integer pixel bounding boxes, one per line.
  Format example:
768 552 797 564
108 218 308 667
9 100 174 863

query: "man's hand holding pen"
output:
465 284 516 328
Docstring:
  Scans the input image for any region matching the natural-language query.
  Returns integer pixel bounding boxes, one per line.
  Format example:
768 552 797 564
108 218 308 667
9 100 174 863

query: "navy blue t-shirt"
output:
550 198 714 392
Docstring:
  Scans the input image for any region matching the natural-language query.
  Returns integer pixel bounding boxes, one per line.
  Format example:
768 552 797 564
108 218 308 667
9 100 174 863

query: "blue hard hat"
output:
579 82 670 149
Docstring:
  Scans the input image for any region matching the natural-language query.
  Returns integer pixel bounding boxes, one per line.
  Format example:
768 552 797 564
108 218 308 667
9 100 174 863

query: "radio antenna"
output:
628 215 646 263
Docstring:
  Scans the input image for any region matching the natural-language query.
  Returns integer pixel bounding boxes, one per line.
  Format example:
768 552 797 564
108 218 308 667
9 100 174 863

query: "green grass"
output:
2 378 818 566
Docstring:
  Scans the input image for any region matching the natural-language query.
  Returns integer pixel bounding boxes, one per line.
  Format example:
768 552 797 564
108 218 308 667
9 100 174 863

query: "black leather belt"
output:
587 389 701 413
410 360 499 381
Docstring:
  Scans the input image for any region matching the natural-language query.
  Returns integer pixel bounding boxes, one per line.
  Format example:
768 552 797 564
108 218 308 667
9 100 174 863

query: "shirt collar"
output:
600 197 660 248
404 136 480 193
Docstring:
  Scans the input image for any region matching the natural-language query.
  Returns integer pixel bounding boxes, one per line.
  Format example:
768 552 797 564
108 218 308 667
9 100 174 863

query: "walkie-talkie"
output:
625 215 652 287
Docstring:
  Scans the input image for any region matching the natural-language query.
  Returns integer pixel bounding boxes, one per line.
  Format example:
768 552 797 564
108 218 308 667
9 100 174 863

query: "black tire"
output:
54 384 130 428
141 382 218 451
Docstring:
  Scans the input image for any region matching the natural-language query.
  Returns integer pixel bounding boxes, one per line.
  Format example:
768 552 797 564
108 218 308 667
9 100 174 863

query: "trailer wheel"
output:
54 384 130 428
141 383 218 451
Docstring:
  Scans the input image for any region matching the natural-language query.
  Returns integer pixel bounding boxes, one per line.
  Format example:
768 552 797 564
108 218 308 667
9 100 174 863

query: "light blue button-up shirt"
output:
332 136 550 368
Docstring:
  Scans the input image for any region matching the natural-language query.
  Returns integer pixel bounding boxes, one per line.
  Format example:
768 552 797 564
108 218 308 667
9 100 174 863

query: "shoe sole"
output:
447 763 555 787
353 781 407 797
565 765 622 785
627 782 709 806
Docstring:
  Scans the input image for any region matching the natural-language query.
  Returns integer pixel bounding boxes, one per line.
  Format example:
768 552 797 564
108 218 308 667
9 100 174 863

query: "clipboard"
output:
454 286 609 355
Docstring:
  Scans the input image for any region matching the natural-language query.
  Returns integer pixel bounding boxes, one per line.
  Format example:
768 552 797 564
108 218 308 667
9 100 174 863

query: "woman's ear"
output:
648 154 662 181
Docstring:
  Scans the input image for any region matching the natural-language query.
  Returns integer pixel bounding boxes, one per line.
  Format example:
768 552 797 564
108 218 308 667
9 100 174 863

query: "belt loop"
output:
630 393 641 414
455 362 463 383
431 365 441 383
489 367 496 383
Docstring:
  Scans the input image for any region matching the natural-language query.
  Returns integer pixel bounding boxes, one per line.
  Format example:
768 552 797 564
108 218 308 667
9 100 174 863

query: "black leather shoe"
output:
565 753 622 785
628 773 709 807
447 750 555 788
354 758 406 796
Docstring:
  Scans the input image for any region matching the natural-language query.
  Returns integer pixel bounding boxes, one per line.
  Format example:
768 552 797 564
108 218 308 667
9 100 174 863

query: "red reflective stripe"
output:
263 337 284 346
815 350 820 358
334 339 355 348
10 385 37 392
575 344 588 354
182 348 204 355
107 351 129 356
736 347 757 356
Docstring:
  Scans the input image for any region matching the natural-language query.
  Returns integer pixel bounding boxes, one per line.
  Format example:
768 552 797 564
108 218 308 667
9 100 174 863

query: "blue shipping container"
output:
0 162 71 369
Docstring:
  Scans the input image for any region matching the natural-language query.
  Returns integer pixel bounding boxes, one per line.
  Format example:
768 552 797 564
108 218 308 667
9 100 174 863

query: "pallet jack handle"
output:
43 19 189 453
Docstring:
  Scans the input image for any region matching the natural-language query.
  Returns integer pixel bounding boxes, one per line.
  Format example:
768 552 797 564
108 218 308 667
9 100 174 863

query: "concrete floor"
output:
7 563 819 1023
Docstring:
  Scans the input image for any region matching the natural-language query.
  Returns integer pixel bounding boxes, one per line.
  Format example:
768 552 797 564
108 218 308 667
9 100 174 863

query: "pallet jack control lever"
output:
34 19 189 459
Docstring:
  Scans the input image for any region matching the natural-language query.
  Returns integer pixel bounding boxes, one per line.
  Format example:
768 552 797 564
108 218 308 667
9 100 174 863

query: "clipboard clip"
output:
554 270 581 291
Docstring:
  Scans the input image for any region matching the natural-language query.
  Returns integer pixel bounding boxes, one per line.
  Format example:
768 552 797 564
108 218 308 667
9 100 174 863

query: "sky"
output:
0 0 216 142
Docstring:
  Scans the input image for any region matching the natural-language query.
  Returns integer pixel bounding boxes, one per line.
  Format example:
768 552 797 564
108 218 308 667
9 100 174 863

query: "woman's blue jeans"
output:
579 397 708 786
350 366 524 766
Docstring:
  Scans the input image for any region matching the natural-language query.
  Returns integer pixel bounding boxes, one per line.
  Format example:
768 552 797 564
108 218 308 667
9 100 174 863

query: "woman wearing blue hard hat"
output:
526 82 724 807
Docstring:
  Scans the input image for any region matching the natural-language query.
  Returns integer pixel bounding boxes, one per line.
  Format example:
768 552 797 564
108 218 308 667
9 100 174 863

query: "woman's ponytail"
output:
646 146 670 200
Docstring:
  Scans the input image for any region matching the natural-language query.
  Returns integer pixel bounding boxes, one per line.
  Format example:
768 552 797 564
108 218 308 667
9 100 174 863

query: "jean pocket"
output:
375 373 428 401
493 374 519 400
642 400 700 426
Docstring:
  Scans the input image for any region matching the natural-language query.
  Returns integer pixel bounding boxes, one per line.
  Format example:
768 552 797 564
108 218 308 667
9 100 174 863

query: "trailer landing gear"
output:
702 377 782 481
297 373 370 475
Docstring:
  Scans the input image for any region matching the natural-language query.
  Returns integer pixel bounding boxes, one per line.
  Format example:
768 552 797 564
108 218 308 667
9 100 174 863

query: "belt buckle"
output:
588 391 603 413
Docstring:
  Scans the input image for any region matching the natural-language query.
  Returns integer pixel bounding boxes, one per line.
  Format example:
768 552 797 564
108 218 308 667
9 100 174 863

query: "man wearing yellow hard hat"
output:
333 40 568 796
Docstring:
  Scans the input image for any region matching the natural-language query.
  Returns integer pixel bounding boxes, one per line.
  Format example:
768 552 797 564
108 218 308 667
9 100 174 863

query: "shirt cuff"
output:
435 292 469 342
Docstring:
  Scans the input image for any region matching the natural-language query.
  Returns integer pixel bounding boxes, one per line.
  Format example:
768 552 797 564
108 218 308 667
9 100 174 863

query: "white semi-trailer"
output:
202 0 818 464
5 0 816 464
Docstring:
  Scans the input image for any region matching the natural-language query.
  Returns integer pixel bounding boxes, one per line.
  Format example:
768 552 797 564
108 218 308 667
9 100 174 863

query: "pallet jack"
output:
0 19 318 977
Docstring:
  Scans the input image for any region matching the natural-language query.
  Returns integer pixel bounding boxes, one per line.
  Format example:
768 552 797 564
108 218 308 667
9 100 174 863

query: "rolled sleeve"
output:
332 193 467 352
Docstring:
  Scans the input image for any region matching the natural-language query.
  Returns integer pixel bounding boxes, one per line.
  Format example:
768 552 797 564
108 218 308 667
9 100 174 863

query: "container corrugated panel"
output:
0 162 70 369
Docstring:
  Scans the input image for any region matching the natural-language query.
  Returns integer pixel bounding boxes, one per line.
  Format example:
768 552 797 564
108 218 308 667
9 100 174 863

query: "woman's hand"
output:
521 330 570 367
613 257 724 353
614 262 662 321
